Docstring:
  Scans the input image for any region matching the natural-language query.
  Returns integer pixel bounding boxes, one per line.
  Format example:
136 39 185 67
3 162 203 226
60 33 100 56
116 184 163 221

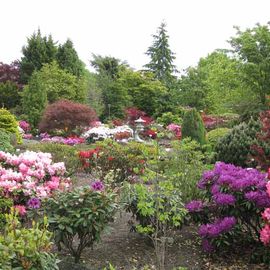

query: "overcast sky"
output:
1 0 270 72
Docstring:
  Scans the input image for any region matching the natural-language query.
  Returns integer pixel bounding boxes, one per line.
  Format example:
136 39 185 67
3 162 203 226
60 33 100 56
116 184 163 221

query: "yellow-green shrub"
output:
0 108 22 144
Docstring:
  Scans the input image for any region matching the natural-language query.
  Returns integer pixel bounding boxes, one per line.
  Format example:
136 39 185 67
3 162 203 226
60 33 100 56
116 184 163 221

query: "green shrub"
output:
0 108 22 144
44 186 117 263
182 108 206 144
215 117 261 167
0 210 59 270
165 138 210 203
27 143 81 175
206 128 230 149
0 197 13 230
156 112 182 126
0 130 14 153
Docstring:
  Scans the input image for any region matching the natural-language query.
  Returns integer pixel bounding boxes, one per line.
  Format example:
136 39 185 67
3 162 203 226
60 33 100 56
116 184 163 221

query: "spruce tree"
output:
144 22 177 87
182 108 206 145
20 29 58 83
56 39 84 78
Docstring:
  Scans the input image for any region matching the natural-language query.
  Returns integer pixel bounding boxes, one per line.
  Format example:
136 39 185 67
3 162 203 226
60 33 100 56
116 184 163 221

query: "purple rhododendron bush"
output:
0 150 71 215
186 162 270 259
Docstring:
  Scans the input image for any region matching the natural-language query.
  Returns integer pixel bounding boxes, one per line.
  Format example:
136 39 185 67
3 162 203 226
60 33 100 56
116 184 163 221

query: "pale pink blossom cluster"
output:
167 123 182 139
0 151 71 211
260 181 270 245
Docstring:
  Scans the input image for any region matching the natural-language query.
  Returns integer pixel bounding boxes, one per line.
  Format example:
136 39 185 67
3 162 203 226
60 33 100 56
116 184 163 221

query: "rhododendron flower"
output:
262 208 270 222
185 200 204 212
27 198 41 209
91 180 104 191
14 205 27 216
260 224 270 245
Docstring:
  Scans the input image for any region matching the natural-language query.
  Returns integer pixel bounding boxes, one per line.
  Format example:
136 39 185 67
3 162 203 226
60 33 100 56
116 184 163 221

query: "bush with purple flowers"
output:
187 162 270 253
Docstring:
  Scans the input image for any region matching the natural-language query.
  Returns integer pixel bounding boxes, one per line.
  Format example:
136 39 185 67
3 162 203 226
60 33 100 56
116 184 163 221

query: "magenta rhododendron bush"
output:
0 150 71 214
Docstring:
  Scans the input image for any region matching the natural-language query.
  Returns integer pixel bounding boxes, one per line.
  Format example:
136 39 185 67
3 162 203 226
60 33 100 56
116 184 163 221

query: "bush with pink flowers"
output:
0 150 71 214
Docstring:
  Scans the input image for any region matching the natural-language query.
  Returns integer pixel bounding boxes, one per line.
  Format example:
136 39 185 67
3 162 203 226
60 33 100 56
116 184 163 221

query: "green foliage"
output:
20 29 58 84
22 71 48 128
182 108 206 144
215 117 261 167
177 66 207 110
206 128 230 149
44 186 117 263
0 130 14 153
124 181 187 233
0 210 59 270
0 197 12 230
164 138 210 203
144 22 177 87
177 51 256 114
156 112 182 126
27 143 81 176
0 81 21 109
85 72 105 117
56 39 85 78
230 23 270 105
0 108 22 144
36 61 85 103
121 70 169 117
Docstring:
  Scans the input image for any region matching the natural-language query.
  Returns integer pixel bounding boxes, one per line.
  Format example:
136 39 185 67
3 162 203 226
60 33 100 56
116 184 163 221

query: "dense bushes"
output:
79 140 155 186
182 108 206 144
215 117 261 167
39 99 97 134
206 128 230 149
164 138 210 203
0 108 22 144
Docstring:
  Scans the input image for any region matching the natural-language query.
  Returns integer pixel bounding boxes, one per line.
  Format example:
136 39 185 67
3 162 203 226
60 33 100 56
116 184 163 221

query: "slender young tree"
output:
144 22 177 87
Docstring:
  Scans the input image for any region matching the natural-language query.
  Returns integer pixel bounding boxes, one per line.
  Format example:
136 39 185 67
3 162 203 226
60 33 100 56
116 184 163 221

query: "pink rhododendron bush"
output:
260 180 270 245
0 150 71 215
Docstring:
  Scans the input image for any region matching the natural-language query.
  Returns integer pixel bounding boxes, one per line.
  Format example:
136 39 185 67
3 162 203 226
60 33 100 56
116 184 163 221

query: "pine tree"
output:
20 29 58 83
182 108 206 145
144 22 177 87
56 39 84 78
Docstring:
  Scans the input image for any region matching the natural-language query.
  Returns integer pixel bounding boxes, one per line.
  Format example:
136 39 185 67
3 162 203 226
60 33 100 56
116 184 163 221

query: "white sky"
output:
1 0 270 72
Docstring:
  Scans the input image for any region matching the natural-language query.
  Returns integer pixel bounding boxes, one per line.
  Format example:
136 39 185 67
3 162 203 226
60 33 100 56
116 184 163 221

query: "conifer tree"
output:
144 22 177 87
56 39 84 78
20 29 58 83
182 108 206 145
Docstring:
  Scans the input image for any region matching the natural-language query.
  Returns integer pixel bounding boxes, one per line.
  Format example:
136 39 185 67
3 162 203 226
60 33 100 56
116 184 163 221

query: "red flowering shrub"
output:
125 107 153 128
112 118 124 127
39 99 97 135
201 112 224 130
79 141 151 185
114 131 132 140
142 129 157 139
252 110 270 171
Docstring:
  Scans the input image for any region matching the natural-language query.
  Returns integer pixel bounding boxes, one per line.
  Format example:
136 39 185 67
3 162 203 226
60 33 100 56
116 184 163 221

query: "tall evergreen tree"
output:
20 29 58 83
144 22 177 87
56 39 84 78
